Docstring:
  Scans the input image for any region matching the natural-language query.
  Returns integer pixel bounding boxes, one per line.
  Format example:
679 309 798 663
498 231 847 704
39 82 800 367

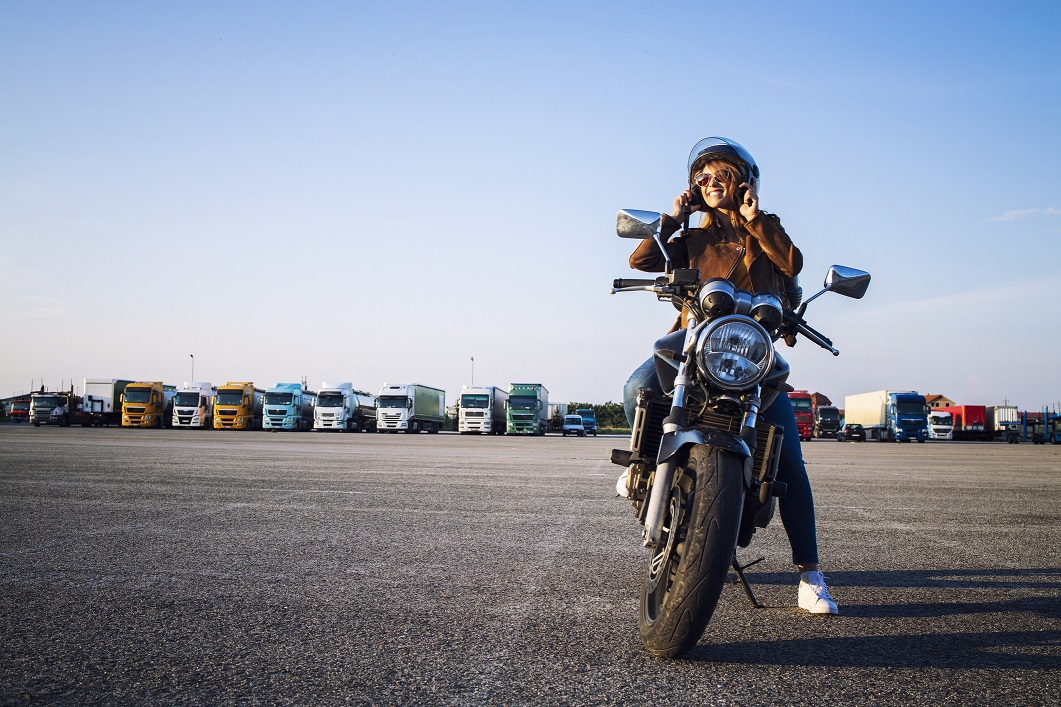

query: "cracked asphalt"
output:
1 426 1058 704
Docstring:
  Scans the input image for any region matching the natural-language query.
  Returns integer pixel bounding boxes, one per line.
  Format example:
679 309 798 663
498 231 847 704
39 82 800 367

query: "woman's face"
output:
694 162 738 210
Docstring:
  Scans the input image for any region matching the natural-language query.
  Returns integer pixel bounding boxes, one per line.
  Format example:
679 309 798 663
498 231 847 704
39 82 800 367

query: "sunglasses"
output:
693 168 736 188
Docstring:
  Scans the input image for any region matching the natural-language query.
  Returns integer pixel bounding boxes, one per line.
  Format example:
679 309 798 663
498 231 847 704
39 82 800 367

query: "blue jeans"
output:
623 357 820 566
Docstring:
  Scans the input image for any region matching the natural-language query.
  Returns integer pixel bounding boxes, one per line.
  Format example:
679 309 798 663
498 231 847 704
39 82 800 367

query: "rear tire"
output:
639 444 745 659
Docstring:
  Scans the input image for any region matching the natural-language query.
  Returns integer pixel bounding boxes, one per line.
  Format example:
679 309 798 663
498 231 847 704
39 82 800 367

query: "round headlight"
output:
696 316 774 391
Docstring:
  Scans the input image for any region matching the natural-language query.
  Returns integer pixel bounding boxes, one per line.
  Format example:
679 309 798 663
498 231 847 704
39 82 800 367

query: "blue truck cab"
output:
576 408 597 436
263 382 317 431
887 391 929 442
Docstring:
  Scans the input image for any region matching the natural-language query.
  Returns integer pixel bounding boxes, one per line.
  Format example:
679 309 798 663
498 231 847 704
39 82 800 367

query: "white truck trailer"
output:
314 382 377 432
172 382 216 429
458 385 508 434
83 379 133 426
376 384 446 434
987 405 1020 441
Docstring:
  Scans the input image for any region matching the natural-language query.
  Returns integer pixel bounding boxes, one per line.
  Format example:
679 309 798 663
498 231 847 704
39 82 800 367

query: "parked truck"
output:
213 382 263 430
935 404 986 441
844 390 929 442
314 382 377 432
172 382 216 429
506 383 549 436
30 389 88 427
263 383 317 431
787 390 814 441
813 404 841 438
547 402 569 432
121 382 176 428
9 398 30 423
376 384 445 433
458 385 508 434
83 379 132 427
576 407 598 436
986 405 1020 442
927 409 953 440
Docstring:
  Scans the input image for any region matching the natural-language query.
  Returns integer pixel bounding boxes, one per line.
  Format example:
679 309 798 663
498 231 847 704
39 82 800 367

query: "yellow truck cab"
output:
121 381 176 428
213 382 263 430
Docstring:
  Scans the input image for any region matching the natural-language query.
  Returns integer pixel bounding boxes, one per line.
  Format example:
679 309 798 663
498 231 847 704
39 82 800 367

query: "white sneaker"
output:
615 468 631 499
798 571 838 614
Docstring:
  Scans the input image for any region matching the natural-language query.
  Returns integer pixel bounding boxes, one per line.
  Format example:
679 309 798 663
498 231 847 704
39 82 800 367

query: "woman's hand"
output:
671 190 702 220
739 182 760 221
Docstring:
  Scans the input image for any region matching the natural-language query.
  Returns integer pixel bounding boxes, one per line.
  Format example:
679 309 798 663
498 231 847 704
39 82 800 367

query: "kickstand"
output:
731 555 765 608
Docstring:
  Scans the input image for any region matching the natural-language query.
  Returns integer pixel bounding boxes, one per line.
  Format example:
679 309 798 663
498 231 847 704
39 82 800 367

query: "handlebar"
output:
784 312 839 356
612 278 658 289
613 275 843 357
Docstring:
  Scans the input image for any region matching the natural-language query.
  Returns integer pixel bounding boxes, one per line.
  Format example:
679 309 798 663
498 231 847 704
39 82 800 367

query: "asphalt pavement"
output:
1 426 1058 704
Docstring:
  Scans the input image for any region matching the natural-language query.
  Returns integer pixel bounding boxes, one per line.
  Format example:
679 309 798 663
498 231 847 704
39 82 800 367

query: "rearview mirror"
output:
824 265 871 299
616 209 662 239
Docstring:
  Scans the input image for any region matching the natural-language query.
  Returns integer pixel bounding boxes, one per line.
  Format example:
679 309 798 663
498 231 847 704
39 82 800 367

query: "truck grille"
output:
126 406 145 413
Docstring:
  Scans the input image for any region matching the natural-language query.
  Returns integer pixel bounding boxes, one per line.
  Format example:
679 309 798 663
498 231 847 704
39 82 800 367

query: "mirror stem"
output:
653 231 673 274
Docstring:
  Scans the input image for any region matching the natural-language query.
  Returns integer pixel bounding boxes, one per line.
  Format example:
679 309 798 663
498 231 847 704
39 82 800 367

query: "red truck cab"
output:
9 399 30 423
787 390 814 441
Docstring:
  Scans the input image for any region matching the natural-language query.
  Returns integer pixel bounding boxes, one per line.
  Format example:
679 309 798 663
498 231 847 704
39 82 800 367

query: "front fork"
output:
640 317 763 548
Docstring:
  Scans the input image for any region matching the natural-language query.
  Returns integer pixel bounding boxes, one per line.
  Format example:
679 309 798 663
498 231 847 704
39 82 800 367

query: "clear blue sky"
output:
2 1 1059 410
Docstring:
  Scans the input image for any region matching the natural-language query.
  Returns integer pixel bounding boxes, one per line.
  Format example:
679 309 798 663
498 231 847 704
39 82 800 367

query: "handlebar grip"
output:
613 278 657 288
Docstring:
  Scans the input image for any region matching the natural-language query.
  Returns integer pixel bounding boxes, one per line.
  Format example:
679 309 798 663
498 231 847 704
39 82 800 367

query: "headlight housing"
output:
695 315 774 391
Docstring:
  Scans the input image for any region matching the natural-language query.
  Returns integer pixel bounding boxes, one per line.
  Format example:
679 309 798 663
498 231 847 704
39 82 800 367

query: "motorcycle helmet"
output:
687 137 760 193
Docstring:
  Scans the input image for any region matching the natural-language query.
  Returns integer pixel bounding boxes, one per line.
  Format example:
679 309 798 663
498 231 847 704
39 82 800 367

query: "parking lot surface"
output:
1 426 1058 704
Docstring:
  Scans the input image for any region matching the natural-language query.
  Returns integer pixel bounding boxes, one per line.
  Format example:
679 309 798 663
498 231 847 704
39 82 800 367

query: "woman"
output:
619 137 837 615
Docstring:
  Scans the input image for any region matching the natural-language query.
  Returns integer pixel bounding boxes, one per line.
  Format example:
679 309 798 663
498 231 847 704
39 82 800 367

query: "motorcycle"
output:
610 208 870 658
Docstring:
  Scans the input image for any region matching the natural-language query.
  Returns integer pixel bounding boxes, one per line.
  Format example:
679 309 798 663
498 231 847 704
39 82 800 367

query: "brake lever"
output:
784 312 839 356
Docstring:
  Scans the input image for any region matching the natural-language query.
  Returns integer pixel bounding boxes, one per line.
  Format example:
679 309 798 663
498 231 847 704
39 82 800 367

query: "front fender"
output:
658 427 753 487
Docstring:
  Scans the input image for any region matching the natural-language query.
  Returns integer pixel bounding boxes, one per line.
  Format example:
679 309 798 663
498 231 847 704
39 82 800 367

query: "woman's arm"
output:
746 211 803 277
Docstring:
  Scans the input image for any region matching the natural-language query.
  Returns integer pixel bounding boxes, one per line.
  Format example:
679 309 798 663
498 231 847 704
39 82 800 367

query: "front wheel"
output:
639 444 745 659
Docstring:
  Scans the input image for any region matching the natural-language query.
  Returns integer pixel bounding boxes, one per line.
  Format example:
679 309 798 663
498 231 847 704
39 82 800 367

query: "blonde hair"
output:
692 159 747 231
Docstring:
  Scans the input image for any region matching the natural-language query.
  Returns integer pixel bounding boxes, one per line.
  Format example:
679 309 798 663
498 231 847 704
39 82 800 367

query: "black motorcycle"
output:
610 208 870 658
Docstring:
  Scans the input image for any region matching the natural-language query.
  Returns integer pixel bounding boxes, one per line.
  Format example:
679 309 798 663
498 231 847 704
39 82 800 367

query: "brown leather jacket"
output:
629 211 803 330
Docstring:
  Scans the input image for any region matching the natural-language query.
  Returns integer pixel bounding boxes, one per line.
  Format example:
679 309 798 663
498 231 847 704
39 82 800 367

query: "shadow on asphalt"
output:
689 567 1061 668
741 567 1061 591
687 630 1061 668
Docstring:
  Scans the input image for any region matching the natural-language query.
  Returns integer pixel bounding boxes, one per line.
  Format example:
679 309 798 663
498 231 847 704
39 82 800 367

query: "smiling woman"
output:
619 136 837 623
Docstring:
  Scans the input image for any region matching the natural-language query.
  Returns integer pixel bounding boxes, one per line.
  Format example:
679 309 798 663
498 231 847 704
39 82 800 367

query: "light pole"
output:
190 354 195 382
470 357 474 387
